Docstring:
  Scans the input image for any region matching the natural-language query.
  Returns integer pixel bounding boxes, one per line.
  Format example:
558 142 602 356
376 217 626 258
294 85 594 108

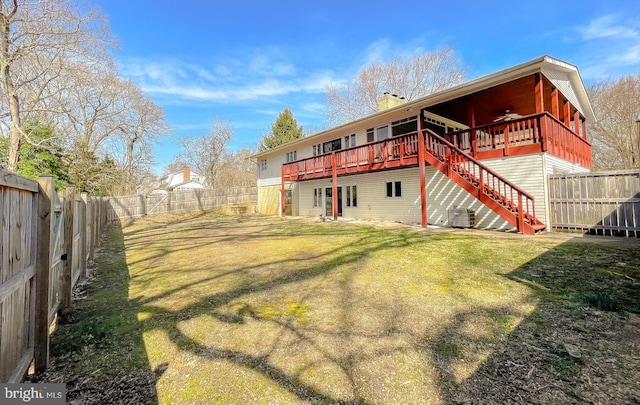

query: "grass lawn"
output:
39 211 640 404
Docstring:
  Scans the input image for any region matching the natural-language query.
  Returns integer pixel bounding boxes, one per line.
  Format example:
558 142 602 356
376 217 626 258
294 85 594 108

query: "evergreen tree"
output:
259 107 303 151
0 122 70 190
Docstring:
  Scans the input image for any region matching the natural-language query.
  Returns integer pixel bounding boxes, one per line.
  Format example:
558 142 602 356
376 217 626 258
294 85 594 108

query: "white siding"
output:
544 154 590 175
541 67 586 117
425 167 512 229
481 154 548 226
297 169 424 223
269 152 577 231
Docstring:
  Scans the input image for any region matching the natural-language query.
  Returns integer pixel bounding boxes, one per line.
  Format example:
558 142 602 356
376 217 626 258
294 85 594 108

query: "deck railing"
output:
444 112 592 168
283 112 591 182
284 132 420 181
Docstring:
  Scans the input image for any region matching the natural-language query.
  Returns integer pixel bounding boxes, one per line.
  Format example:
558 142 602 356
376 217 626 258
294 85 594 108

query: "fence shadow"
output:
34 220 162 404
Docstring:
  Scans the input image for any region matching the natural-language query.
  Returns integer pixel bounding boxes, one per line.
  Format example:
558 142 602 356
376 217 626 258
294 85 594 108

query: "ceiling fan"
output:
494 110 522 122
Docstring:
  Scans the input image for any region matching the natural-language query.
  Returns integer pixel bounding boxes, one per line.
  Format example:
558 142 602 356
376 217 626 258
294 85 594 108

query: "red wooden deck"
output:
283 112 590 183
281 112 590 234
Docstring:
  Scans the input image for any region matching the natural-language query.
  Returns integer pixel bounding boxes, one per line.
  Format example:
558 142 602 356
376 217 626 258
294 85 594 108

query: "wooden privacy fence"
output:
549 170 640 237
107 186 257 221
0 171 108 382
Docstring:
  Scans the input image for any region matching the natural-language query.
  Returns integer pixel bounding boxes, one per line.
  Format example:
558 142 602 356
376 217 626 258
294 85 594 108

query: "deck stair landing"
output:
423 129 546 234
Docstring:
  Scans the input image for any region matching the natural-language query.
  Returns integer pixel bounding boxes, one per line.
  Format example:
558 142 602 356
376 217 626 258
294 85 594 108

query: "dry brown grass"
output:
38 211 640 404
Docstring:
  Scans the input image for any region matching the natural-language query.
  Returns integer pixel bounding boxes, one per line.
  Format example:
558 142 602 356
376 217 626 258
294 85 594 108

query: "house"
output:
254 56 595 234
155 166 207 193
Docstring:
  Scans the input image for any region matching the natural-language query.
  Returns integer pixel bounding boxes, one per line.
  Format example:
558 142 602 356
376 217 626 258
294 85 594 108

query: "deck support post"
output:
468 105 477 157
535 73 544 113
281 166 285 217
332 152 338 221
551 88 560 119
418 123 427 228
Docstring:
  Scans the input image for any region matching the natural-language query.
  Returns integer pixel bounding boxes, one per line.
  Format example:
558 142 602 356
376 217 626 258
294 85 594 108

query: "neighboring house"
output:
156 166 207 192
254 56 595 234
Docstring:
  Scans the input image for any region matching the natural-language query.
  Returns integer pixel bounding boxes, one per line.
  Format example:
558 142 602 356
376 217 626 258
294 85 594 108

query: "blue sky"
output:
93 0 640 172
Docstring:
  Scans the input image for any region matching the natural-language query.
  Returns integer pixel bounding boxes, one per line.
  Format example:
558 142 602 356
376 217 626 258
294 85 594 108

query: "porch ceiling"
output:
427 75 542 127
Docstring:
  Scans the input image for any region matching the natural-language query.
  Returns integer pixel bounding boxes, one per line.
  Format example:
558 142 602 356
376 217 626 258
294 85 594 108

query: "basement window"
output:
386 181 402 198
345 185 357 207
313 188 323 207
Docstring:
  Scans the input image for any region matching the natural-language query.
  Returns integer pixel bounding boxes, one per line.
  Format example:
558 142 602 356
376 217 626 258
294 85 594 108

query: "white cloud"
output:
578 15 638 40
118 54 337 105
572 15 640 80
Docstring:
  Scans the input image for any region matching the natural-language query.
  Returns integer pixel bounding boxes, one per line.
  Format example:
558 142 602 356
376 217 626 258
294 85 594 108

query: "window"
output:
313 143 322 156
322 138 342 153
286 151 297 162
376 125 389 141
391 116 418 136
260 159 267 171
345 185 357 207
366 128 374 143
386 181 401 198
344 134 356 148
313 188 323 207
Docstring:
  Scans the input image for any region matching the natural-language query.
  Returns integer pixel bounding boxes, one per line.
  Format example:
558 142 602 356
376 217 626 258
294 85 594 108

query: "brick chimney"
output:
183 166 190 182
377 92 408 111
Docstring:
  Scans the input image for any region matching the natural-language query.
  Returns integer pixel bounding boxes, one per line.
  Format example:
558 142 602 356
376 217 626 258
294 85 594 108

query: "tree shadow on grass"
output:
435 236 640 405
39 214 640 404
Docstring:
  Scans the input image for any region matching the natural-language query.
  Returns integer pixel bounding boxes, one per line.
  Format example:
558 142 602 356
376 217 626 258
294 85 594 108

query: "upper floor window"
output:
392 116 418 136
376 125 389 141
322 138 342 153
286 151 297 162
367 128 374 143
344 134 356 149
260 159 267 171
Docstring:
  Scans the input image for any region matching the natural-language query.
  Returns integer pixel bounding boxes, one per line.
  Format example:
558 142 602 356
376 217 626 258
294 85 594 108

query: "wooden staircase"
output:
422 129 546 234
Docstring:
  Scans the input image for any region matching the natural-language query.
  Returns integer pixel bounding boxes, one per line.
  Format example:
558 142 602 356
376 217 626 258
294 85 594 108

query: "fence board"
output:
1 170 108 382
107 187 258 221
549 170 640 237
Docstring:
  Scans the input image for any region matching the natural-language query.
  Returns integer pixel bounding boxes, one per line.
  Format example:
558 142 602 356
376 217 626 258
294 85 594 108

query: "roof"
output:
253 55 595 159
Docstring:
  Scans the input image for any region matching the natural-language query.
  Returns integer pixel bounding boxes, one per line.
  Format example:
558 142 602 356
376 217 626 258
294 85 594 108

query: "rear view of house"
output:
254 56 595 234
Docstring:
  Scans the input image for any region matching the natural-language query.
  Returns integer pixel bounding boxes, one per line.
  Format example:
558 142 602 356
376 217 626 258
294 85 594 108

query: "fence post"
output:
81 192 90 266
87 196 95 261
34 175 55 372
61 186 75 311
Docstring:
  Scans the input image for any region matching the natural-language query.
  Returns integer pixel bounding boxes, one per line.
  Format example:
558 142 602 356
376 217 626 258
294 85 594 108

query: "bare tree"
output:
215 148 257 188
325 47 467 125
113 79 170 189
588 75 640 170
0 0 114 171
177 120 233 188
